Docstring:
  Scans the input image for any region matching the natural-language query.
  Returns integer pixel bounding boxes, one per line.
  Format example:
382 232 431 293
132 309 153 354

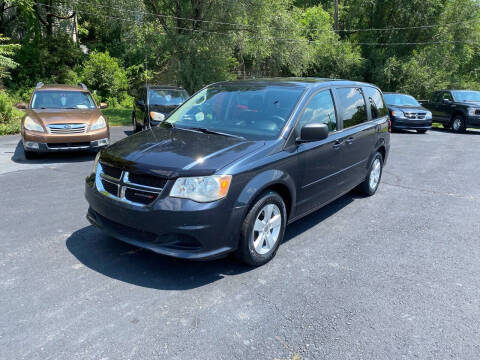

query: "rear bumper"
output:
84 176 246 260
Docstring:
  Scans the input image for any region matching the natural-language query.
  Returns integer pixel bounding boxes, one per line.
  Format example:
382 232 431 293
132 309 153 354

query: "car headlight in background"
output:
170 175 232 202
391 110 405 118
150 111 166 122
425 111 432 119
468 108 480 116
92 152 101 174
91 116 106 131
24 116 44 132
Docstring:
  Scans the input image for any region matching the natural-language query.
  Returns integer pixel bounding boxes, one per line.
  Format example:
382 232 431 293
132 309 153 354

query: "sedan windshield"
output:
166 85 304 140
31 91 96 109
149 89 188 106
384 94 420 107
452 91 480 102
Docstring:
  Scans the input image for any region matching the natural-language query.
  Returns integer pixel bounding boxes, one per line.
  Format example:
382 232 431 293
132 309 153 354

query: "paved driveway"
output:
1 127 480 359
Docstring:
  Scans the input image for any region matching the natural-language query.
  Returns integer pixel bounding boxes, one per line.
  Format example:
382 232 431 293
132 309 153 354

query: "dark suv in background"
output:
86 78 390 266
132 85 189 132
421 90 480 132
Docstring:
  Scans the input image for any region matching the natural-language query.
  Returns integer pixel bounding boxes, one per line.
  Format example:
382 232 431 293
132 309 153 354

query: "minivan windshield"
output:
384 94 420 107
31 91 96 110
452 90 480 102
149 89 189 106
166 85 304 140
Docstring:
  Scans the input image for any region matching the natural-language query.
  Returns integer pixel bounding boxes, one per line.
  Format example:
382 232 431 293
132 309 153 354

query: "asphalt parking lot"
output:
1 126 480 360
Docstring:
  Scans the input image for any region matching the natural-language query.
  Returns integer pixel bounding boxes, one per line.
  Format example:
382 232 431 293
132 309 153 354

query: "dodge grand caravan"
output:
85 78 390 266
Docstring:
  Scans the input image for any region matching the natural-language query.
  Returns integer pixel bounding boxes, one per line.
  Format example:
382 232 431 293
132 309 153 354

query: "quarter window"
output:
297 90 337 134
364 87 388 119
442 92 453 102
336 87 367 128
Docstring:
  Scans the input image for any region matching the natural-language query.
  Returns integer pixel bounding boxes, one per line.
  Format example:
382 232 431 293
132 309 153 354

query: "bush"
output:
0 91 23 135
81 51 129 106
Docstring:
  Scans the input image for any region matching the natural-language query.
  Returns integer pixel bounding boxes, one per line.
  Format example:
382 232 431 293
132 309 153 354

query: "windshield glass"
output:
31 91 96 109
384 94 420 107
452 91 480 102
149 89 188 106
166 85 304 140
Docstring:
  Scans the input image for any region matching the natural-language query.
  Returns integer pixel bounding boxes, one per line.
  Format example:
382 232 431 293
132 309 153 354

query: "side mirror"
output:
100 102 108 109
297 123 329 143
442 98 452 104
16 102 27 110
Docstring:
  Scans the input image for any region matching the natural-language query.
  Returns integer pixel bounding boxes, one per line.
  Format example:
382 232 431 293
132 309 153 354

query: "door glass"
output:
297 90 337 135
336 87 367 128
364 87 388 119
443 92 453 101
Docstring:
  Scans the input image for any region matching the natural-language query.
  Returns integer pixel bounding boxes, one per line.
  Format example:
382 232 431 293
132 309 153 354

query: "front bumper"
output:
84 175 246 260
466 115 480 128
22 128 110 152
391 118 432 130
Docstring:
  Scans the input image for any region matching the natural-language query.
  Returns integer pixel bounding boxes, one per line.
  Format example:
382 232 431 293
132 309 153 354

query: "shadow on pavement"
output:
66 193 356 290
10 140 97 164
429 127 480 135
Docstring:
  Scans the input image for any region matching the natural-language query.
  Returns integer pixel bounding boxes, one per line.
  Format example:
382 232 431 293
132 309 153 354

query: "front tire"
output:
417 129 427 134
236 191 286 266
451 115 466 133
132 113 142 133
358 152 383 196
24 150 39 160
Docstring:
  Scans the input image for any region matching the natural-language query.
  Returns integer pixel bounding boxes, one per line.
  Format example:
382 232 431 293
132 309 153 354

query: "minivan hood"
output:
100 126 266 177
27 108 101 124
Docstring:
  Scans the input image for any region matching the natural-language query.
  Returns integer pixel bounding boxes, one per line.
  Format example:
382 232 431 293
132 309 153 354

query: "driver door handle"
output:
346 137 354 145
333 139 344 149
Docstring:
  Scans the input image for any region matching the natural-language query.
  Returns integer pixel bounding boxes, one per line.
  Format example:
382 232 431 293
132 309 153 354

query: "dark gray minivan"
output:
86 78 390 266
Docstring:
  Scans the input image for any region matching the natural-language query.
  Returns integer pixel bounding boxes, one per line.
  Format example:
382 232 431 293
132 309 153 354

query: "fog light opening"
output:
24 141 39 150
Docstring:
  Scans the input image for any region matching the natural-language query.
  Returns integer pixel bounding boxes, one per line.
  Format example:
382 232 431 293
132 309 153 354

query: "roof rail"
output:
78 83 88 90
35 82 44 89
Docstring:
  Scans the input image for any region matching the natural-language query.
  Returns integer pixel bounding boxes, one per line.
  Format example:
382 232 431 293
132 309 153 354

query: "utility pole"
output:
334 0 339 31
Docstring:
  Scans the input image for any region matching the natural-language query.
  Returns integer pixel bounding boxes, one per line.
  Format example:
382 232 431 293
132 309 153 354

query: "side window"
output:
364 87 388 119
297 90 337 135
431 92 440 103
336 87 367 128
443 92 453 101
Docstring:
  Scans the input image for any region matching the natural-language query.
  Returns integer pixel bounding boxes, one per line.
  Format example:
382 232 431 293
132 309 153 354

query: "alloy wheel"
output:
252 204 282 255
369 158 381 191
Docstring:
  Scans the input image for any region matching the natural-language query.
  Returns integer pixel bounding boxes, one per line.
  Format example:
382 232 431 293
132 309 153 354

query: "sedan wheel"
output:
237 191 286 266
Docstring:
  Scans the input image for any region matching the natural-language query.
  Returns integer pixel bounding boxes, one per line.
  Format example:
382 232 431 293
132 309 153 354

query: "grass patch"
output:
102 107 132 127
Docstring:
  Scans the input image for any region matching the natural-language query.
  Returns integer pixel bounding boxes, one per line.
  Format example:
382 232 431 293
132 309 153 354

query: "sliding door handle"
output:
346 137 354 145
333 140 344 149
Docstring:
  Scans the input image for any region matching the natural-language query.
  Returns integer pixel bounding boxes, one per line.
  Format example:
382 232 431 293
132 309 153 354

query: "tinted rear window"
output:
336 87 367 128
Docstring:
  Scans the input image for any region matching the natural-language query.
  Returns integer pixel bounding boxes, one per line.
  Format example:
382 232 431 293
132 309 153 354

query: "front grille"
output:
47 123 87 134
47 142 90 149
404 112 426 120
100 163 122 179
125 188 158 205
128 172 168 188
95 163 166 207
101 179 118 196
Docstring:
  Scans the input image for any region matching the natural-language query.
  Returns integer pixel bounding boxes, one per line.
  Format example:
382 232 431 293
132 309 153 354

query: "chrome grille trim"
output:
95 163 164 207
404 112 427 120
47 123 88 134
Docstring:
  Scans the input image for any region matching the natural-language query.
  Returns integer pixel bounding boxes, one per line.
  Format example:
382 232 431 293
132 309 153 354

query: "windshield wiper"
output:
183 127 246 140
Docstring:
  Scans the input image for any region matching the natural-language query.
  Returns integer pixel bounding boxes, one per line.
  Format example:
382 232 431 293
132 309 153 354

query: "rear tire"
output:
236 191 286 267
417 129 427 134
451 115 466 133
358 152 383 196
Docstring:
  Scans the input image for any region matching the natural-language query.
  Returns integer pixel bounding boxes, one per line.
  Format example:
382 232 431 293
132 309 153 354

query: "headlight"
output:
468 108 480 116
391 110 404 118
170 175 232 202
91 116 106 131
24 116 44 132
92 152 101 174
150 111 165 122
425 111 432 119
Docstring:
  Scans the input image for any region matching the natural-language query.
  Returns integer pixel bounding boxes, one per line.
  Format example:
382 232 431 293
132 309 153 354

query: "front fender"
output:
234 169 296 217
